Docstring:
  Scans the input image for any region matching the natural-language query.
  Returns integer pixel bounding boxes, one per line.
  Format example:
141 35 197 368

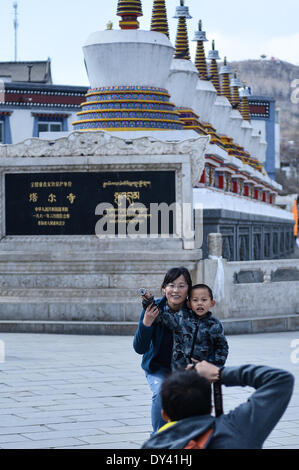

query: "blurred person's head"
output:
160 370 212 422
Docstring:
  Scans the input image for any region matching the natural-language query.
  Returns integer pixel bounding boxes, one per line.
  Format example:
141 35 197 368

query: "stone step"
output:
0 320 138 335
0 237 185 253
0 299 142 322
0 315 298 336
0 282 162 303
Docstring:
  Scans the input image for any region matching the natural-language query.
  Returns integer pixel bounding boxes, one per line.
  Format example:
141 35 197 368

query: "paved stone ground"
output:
0 330 298 449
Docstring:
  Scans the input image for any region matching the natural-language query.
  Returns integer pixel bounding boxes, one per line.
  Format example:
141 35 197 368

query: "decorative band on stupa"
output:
199 121 223 146
117 0 143 29
220 57 232 102
239 84 251 122
176 107 203 133
218 136 262 172
72 86 183 131
151 0 169 38
173 0 192 60
208 40 221 95
230 71 242 109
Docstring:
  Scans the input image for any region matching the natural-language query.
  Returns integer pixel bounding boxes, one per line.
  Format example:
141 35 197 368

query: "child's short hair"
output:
161 370 212 421
189 284 213 300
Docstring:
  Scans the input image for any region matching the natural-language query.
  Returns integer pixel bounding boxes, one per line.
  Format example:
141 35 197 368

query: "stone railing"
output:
199 233 299 321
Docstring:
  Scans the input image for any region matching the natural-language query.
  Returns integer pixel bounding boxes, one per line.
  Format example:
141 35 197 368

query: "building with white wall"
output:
0 64 87 145
0 0 293 261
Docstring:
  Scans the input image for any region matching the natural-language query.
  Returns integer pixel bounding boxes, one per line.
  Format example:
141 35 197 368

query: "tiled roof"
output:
0 60 52 84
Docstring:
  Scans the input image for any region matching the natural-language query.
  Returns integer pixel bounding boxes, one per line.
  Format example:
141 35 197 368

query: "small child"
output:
155 284 229 371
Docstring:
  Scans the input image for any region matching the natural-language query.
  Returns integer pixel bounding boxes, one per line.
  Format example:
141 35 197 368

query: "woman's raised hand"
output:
143 303 160 327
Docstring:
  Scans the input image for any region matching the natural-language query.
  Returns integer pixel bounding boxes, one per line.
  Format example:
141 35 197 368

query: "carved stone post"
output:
208 232 222 258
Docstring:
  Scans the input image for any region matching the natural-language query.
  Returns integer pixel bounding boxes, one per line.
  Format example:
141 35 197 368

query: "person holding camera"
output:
133 266 192 434
141 360 294 449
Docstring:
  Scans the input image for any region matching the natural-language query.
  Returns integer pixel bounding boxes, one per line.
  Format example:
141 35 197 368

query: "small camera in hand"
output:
138 288 156 311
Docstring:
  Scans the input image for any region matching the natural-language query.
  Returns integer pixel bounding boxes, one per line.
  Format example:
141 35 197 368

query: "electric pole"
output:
13 2 18 62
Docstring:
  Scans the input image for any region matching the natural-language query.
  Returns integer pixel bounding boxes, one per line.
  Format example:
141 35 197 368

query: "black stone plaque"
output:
5 171 176 236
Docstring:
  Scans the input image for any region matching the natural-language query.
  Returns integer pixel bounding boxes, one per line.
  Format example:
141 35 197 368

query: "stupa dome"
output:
83 29 174 90
73 28 183 132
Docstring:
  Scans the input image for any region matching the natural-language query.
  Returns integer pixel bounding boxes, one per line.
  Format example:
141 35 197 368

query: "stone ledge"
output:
0 300 141 322
0 315 298 336
0 320 138 335
222 315 299 335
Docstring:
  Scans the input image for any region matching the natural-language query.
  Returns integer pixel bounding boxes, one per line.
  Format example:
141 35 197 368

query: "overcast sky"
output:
0 0 298 86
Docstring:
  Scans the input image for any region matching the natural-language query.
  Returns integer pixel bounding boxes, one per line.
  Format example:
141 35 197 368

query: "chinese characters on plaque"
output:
5 172 175 235
28 180 76 228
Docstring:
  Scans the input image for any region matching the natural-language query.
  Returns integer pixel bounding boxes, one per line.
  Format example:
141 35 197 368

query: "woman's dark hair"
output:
161 370 212 421
161 266 192 295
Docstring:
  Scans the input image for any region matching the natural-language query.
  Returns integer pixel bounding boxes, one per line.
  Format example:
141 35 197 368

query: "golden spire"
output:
220 56 232 102
208 40 221 94
173 0 192 60
230 70 242 109
240 84 251 121
117 0 143 30
151 0 169 38
192 20 208 79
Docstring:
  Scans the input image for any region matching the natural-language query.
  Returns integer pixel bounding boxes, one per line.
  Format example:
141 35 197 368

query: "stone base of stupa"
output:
0 237 202 335
0 131 208 334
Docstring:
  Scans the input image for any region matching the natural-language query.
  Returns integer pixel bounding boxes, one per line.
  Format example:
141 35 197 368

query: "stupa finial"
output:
208 39 221 94
219 56 233 101
239 84 251 121
230 70 242 109
192 19 208 79
173 0 192 60
151 0 169 38
117 0 143 30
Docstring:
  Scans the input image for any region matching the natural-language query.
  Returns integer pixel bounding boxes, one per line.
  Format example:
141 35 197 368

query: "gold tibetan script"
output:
114 191 140 205
103 180 151 189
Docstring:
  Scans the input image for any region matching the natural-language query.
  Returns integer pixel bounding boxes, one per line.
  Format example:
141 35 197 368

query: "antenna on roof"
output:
13 2 18 61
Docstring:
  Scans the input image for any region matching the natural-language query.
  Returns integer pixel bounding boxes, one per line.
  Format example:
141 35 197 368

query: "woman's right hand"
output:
143 303 160 327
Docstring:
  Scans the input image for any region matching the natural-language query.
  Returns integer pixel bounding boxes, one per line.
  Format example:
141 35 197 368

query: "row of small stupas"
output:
72 0 280 204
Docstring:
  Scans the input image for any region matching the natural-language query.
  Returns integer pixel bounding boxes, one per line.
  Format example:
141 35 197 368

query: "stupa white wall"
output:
83 30 174 89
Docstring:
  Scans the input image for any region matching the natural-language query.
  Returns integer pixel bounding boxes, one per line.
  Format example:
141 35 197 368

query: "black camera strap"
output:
213 382 223 417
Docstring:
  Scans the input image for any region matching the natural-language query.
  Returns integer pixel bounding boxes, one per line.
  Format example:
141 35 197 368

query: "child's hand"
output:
143 303 160 327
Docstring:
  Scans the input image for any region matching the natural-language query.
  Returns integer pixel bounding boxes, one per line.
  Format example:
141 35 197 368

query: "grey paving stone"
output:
0 331 298 449
5 416 74 427
265 435 299 447
46 420 126 431
20 428 105 440
0 415 28 427
0 425 50 435
14 410 97 420
103 425 153 435
0 434 31 444
1 437 86 449
80 432 150 445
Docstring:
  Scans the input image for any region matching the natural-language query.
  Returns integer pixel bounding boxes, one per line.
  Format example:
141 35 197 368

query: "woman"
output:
133 266 192 434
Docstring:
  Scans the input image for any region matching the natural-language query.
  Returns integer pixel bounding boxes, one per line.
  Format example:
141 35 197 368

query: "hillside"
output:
229 59 299 143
